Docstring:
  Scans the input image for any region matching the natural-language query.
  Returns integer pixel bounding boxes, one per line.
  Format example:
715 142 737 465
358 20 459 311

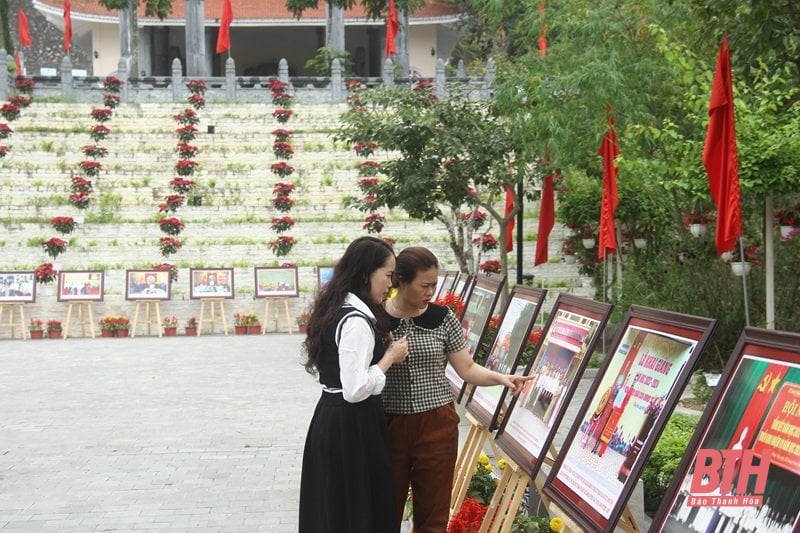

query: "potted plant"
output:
46 319 62 339
99 316 130 337
233 313 249 335
115 317 131 337
727 243 759 277
561 237 578 264
29 319 44 339
185 316 198 336
296 311 311 334
683 209 712 238
162 315 179 336
99 316 115 337
774 207 799 237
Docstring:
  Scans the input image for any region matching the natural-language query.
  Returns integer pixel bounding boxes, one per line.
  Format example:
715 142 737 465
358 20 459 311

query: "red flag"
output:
537 3 547 57
534 173 555 266
18 9 32 47
385 0 398 58
703 36 742 255
504 187 515 252
597 116 619 262
63 0 72 53
14 52 22 76
215 0 233 54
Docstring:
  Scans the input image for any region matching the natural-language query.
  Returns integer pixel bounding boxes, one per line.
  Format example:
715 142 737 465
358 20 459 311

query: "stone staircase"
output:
0 101 586 336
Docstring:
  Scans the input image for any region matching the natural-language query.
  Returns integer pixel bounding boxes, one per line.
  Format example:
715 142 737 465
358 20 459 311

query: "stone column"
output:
0 50 7 101
61 55 74 100
397 9 409 77
184 0 207 77
225 57 236 100
328 2 345 52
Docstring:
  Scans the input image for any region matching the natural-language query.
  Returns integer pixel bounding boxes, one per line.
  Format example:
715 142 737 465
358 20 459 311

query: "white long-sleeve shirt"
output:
334 293 387 403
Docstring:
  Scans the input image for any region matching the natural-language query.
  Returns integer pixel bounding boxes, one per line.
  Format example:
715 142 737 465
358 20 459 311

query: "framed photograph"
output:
189 268 234 299
435 270 459 300
542 305 717 532
445 273 506 402
494 294 613 479
464 285 547 430
57 271 104 302
125 270 171 301
317 265 334 290
0 271 36 303
651 327 800 533
454 274 473 302
255 266 299 298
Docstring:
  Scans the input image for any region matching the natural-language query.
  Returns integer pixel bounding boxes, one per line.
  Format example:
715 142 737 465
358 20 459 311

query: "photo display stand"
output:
131 300 163 338
254 266 298 333
650 327 800 533
0 303 27 339
64 301 96 339
198 299 228 335
451 286 548 517
261 298 292 334
446 273 506 403
542 305 717 533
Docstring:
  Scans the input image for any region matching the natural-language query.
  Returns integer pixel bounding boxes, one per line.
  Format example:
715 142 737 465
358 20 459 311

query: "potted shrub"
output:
46 319 62 339
162 315 179 336
115 317 131 337
233 313 248 335
296 311 310 334
99 316 115 337
185 316 198 336
29 319 44 339
99 316 130 337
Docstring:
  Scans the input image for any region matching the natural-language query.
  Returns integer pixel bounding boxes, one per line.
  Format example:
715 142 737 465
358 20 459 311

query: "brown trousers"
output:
387 403 460 533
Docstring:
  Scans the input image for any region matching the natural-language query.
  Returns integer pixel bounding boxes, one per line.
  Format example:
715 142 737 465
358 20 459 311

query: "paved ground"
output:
0 334 664 532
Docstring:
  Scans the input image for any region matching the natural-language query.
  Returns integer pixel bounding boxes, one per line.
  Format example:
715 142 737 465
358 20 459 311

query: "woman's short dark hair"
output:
394 246 438 286
302 236 395 375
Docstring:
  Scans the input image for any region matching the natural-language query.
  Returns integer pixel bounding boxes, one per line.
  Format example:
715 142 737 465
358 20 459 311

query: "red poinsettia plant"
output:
153 262 179 282
0 145 10 157
89 124 110 142
357 160 381 176
434 292 466 318
9 95 31 108
176 142 199 158
268 235 296 256
273 182 296 196
78 160 102 176
270 216 295 233
272 128 293 142
473 233 499 253
15 76 35 94
159 217 185 236
51 216 78 234
103 93 120 109
0 123 13 139
186 79 207 94
176 125 198 142
1 103 21 121
480 260 501 274
353 141 377 157
42 237 67 259
363 212 386 233
159 194 186 213
103 75 124 93
272 109 293 123
461 210 488 230
173 108 200 125
175 159 198 176
34 262 58 284
90 108 113 122
187 93 205 110
357 177 379 192
273 141 294 159
169 177 196 194
158 236 183 257
70 176 93 193
272 195 295 212
82 145 108 158
774 208 799 227
69 191 91 209
271 161 295 178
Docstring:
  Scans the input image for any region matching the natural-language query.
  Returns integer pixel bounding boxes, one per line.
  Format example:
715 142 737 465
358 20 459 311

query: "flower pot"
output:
185 326 198 336
298 324 308 334
563 254 577 265
731 261 751 276
780 225 794 238
581 238 596 249
720 251 733 262
633 238 647 249
29 330 44 339
164 327 177 337
689 223 707 238
116 329 130 338
47 330 62 339
101 328 113 337
248 325 262 335
235 325 247 335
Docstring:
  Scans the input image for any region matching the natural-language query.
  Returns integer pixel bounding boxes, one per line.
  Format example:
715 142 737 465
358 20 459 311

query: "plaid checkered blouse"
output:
383 303 467 414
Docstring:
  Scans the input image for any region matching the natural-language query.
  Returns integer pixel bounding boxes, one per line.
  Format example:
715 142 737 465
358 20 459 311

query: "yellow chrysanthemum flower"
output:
498 458 506 470
478 452 490 465
550 517 564 532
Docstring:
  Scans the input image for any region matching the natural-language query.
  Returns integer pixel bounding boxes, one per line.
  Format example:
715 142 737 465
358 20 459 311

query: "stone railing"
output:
0 50 495 105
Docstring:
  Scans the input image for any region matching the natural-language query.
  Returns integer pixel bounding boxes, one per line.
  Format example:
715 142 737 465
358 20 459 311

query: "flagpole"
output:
737 237 751 326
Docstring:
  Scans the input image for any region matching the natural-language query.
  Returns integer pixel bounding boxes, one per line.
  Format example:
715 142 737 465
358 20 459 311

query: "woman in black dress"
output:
299 236 409 533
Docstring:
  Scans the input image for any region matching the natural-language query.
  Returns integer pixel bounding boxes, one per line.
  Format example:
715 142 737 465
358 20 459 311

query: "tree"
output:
97 0 173 78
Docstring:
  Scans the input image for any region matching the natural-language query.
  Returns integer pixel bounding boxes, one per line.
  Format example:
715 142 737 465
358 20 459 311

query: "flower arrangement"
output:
561 237 577 256
271 216 295 233
186 316 198 327
103 93 121 109
175 159 198 176
434 293 466 318
272 128 293 142
234 312 260 326
89 124 110 142
357 160 381 176
268 235 296 256
82 145 108 158
357 177 380 192
363 212 386 233
0 145 10 158
175 125 198 142
186 79 207 94
46 319 62 332
29 319 44 331
173 108 200 125
42 237 67 259
159 194 185 213
0 123 13 139
353 141 377 157
159 217 185 235
683 209 712 226
296 311 311 326
774 208 799 227
71 176 93 193
187 93 205 110
153 262 179 282
15 76 35 94
480 260 501 274
103 75 124 93
272 141 294 159
729 243 760 265
34 262 58 284
272 109 293 123
162 316 179 328
447 497 487 533
158 236 183 257
51 216 78 234
69 191 92 209
79 160 102 176
90 108 113 122
461 210 488 229
473 233 499 253
169 177 196 194
272 195 294 212
1 103 21 121
99 316 130 331
9 95 32 108
270 161 295 178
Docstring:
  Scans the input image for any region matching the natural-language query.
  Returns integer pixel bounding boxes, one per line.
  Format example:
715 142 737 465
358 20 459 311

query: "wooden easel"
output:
131 300 162 338
0 303 27 339
198 298 228 335
64 301 96 339
261 297 292 334
450 412 502 517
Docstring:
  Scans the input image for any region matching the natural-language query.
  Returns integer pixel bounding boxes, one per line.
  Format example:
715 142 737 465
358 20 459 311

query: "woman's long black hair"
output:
302 236 394 375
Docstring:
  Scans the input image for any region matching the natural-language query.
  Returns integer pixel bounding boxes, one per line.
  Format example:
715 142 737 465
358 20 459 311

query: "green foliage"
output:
467 463 495 505
304 47 351 76
641 413 699 516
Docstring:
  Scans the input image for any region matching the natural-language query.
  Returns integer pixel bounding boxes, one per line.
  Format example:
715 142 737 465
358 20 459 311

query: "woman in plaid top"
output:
383 246 530 532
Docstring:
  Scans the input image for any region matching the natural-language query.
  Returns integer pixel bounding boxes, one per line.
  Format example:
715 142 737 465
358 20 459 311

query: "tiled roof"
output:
36 0 460 23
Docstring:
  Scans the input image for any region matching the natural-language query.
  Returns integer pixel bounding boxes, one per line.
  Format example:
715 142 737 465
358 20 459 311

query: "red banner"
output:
597 116 619 261
215 0 233 54
18 9 32 47
534 173 554 266
63 0 72 53
385 0 398 57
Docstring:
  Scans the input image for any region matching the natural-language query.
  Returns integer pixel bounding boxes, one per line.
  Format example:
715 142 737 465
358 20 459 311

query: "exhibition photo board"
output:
494 294 612 479
543 305 717 532
57 271 104 302
465 285 547 430
0 271 35 303
125 270 171 301
445 273 506 402
189 268 234 299
316 265 334 290
254 266 299 298
650 327 800 533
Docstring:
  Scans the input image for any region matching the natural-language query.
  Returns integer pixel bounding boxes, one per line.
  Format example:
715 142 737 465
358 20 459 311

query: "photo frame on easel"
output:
254 266 299 298
542 305 717 532
650 327 800 533
316 265 334 290
189 268 234 299
445 273 506 402
494 293 612 479
464 285 547 431
57 271 104 302
0 271 35 303
125 269 171 301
